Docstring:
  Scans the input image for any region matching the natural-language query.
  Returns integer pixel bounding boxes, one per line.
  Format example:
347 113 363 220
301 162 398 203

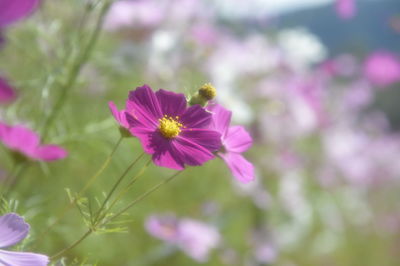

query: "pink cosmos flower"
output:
104 0 164 31
124 85 221 170
335 0 355 20
145 214 220 262
0 213 48 266
363 51 400 87
0 122 67 161
207 103 254 183
0 77 16 104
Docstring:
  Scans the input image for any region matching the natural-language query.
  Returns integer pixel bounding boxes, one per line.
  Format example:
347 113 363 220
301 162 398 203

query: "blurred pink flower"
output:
145 215 180 243
0 0 40 27
335 0 356 20
0 77 16 104
125 85 221 170
0 122 67 161
190 23 219 46
207 103 254 183
319 54 358 78
363 51 400 87
104 0 164 31
145 214 220 262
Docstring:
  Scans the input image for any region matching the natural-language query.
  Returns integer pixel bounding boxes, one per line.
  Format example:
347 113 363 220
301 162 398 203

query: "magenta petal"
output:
152 142 185 170
0 77 17 104
0 0 41 26
180 128 221 152
108 101 128 128
219 153 254 183
0 213 29 248
180 105 212 129
128 85 162 128
156 89 187 117
206 103 232 137
2 125 39 155
129 127 158 154
223 126 252 153
0 250 48 266
172 136 215 167
32 145 68 161
126 112 150 130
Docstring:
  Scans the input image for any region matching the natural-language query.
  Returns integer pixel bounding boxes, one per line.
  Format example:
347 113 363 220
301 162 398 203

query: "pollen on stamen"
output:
158 115 183 139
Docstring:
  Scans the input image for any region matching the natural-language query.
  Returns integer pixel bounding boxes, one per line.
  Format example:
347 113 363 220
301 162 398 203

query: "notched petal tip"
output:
0 213 30 248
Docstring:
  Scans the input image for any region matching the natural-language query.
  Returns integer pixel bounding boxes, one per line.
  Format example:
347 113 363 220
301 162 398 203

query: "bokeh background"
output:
1 0 400 265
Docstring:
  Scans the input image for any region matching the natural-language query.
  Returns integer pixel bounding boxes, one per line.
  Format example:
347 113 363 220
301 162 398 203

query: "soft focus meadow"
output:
1 0 400 265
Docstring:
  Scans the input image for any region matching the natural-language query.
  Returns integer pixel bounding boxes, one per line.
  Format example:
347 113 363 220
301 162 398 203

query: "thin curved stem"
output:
33 136 123 248
50 229 92 260
1 162 29 197
103 171 182 225
49 170 182 261
93 152 145 224
41 0 112 140
96 159 152 222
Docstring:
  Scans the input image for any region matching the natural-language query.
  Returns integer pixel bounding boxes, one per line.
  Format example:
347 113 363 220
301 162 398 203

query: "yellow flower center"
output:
158 115 183 139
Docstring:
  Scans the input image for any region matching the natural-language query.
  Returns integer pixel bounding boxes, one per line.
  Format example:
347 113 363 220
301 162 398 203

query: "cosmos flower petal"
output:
0 77 17 104
129 126 158 154
32 145 68 161
180 105 212 129
145 215 180 243
0 213 29 248
219 152 254 183
152 140 185 170
128 85 162 128
3 125 40 154
108 101 128 128
206 103 232 137
0 0 41 26
178 219 220 262
180 128 221 152
156 89 187 117
224 125 252 153
173 136 215 166
0 123 67 161
0 250 48 266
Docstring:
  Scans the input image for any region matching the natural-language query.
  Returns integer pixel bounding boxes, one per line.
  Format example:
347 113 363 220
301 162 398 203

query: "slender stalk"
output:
1 162 29 197
41 0 112 140
49 171 182 260
33 136 123 248
93 152 145 224
104 171 182 224
96 159 152 222
50 229 92 260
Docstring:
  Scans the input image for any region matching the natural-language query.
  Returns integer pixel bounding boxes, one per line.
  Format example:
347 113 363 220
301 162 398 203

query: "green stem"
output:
41 0 112 140
104 171 182 225
33 136 122 249
1 162 29 197
96 159 152 222
50 229 93 260
49 171 182 260
93 152 145 224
